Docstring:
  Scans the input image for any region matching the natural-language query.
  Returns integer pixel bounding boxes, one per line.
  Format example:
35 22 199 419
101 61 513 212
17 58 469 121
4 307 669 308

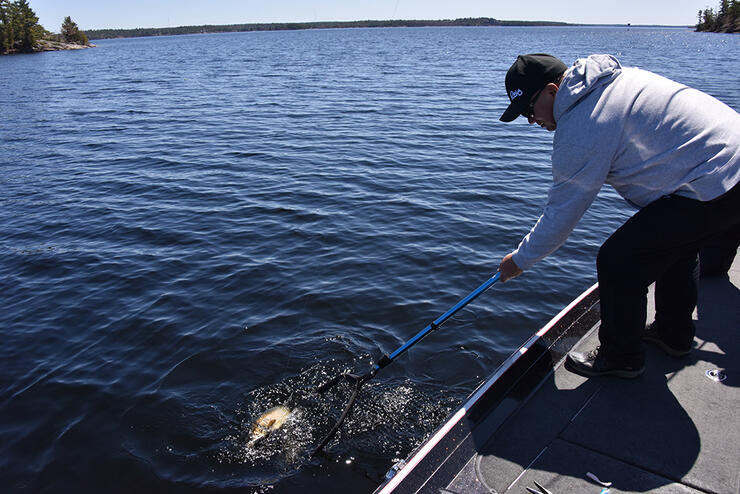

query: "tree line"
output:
1 0 88 54
696 0 740 32
84 18 569 40
0 0 41 53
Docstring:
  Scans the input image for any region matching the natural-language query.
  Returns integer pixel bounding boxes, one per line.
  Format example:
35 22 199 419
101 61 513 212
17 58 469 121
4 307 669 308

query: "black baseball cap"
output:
500 54 567 122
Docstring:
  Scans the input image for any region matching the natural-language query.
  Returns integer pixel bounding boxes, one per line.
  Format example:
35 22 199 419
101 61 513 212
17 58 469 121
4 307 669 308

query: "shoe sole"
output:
564 356 644 379
643 335 691 358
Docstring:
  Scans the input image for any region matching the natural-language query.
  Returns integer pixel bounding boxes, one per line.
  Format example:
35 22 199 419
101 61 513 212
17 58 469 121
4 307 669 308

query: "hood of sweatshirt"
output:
553 54 622 121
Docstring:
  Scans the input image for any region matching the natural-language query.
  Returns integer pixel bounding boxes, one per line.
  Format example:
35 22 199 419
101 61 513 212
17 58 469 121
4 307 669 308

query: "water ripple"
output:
1 25 738 494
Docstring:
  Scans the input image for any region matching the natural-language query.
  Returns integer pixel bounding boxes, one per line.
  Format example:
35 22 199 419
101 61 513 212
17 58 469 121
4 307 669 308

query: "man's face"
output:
526 83 558 132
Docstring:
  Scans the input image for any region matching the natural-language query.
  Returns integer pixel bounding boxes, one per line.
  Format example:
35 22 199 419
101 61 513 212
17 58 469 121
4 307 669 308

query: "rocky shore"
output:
34 39 95 52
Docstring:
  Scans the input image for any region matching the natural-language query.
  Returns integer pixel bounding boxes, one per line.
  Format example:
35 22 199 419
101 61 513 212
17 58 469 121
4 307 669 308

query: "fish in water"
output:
248 405 292 446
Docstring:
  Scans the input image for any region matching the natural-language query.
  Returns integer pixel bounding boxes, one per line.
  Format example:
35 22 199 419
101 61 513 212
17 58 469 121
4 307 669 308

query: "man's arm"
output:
497 139 612 280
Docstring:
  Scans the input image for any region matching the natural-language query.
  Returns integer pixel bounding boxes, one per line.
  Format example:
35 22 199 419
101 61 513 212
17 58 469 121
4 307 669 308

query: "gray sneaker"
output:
643 323 691 357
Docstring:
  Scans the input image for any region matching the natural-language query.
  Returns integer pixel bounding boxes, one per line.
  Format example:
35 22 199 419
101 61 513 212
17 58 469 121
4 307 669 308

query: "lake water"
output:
1 26 738 493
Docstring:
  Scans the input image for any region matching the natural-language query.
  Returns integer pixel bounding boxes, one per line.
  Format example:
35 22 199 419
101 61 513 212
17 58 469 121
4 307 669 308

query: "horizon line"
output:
81 17 693 35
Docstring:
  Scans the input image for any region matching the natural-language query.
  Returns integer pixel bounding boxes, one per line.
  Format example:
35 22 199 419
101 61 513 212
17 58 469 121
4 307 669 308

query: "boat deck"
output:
376 253 739 494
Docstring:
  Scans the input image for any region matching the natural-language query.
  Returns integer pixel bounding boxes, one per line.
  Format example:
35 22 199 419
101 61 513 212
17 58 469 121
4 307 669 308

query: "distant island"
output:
85 18 572 40
1 1 92 55
3 2 712 57
695 2 739 33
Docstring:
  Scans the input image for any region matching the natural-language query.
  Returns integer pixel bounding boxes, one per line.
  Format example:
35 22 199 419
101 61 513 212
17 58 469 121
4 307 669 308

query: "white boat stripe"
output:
376 282 598 494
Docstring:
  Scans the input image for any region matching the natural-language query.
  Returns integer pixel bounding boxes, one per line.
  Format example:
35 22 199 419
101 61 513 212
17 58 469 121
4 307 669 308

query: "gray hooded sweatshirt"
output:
511 54 740 271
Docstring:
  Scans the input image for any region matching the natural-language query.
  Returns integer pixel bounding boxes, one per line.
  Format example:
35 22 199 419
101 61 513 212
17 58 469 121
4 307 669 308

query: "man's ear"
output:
546 82 559 95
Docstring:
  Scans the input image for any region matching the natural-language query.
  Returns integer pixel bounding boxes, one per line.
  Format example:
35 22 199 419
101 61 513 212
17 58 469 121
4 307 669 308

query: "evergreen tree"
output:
18 0 36 50
61 15 87 44
730 0 740 30
719 0 730 29
0 0 17 53
720 0 729 16
0 0 8 54
699 0 740 32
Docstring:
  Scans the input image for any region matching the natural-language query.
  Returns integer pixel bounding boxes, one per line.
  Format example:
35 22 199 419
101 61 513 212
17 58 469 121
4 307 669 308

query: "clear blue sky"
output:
31 0 707 31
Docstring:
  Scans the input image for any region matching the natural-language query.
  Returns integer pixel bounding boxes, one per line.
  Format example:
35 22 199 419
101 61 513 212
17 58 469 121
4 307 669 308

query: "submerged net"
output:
217 358 458 476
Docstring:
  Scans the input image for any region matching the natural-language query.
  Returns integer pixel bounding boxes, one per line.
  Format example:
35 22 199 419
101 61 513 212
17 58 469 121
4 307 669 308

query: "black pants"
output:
596 181 740 366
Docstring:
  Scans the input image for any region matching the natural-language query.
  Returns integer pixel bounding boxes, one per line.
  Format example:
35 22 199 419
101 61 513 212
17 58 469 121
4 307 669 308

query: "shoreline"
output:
4 40 96 55
35 40 95 52
85 21 693 41
84 17 569 40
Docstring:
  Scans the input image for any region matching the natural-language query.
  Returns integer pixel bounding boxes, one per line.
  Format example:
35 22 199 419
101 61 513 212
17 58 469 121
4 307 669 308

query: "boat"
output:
374 254 739 494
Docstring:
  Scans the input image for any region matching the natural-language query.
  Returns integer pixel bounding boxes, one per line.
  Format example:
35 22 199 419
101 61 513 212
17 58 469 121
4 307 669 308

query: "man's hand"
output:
498 252 523 282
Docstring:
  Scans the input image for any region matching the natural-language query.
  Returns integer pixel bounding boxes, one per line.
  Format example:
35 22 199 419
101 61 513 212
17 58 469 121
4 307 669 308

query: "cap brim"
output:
499 103 521 122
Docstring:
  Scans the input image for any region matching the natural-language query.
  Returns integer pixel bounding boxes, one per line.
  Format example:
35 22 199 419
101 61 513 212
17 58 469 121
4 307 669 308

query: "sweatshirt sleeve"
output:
511 141 610 270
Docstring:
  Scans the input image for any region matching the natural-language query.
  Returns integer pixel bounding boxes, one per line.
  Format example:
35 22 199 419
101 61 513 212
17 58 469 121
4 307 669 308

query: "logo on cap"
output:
509 88 523 100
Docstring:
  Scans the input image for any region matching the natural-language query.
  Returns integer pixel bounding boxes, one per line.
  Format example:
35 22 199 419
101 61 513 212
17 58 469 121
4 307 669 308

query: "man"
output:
496 53 740 378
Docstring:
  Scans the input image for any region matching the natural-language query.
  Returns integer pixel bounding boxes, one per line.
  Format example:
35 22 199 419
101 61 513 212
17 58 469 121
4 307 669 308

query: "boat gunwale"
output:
375 281 601 494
